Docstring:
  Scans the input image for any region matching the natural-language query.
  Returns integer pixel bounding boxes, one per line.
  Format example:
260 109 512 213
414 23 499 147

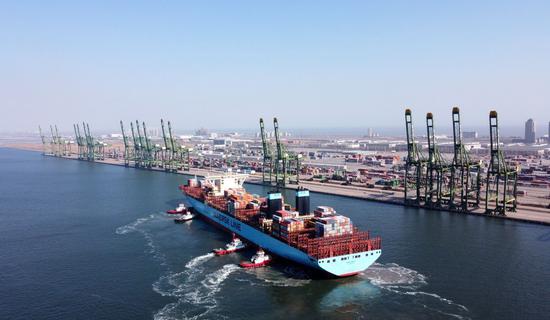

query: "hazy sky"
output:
1 1 549 134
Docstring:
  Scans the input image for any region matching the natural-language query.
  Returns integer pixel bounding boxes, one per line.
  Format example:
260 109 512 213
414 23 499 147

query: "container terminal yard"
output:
3 108 550 225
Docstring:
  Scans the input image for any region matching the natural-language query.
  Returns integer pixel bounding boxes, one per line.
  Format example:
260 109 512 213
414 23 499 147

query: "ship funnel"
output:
295 187 310 215
267 191 283 218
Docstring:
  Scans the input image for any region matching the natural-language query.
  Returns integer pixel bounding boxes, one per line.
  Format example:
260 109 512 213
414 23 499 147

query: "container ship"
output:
179 173 382 277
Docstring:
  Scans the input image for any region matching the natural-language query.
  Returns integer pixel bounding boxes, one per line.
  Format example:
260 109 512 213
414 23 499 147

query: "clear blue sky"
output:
1 1 549 134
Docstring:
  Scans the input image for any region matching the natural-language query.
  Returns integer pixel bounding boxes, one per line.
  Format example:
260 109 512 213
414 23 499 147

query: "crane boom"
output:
167 121 176 152
259 118 270 158
161 119 169 150
273 117 282 161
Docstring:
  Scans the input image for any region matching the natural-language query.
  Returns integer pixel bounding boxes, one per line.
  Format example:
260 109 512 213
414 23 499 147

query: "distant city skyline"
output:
1 1 549 132
5 122 549 141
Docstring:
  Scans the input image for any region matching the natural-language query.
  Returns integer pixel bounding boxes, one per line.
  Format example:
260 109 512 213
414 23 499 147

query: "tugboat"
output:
174 210 195 223
239 248 271 268
166 203 188 214
213 236 247 256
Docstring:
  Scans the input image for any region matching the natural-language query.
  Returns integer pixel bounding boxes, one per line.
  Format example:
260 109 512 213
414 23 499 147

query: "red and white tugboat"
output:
239 248 271 268
213 236 247 256
166 203 188 215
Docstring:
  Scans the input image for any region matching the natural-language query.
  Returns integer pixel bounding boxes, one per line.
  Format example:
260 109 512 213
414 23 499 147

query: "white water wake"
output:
115 213 158 235
117 214 238 319
153 253 240 320
115 213 168 266
186 252 215 269
361 263 470 319
237 265 311 288
362 262 427 288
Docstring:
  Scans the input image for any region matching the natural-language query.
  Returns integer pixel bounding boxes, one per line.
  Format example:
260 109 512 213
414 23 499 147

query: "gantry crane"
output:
272 117 300 187
141 121 153 168
424 113 451 208
130 121 142 167
485 111 518 215
273 117 286 186
54 125 69 156
74 123 85 159
167 120 191 171
135 121 148 167
404 109 426 205
160 119 170 170
49 125 60 156
120 121 131 166
84 122 94 161
259 118 273 184
38 126 48 155
449 107 482 211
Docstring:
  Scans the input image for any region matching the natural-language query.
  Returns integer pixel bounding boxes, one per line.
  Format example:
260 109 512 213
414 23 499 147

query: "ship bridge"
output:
202 173 249 196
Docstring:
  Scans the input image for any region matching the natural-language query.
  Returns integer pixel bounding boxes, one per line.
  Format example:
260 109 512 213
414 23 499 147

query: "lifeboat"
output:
239 248 271 268
213 237 247 255
167 203 188 214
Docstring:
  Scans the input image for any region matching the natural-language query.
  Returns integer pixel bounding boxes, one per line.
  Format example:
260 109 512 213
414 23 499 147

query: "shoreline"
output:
5 146 546 227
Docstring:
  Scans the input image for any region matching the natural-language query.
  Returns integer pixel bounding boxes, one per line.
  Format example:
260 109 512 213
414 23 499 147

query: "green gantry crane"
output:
485 111 518 215
49 125 60 156
259 118 273 184
38 125 47 155
135 121 147 167
167 120 191 171
404 109 427 205
160 119 173 171
272 117 300 187
424 112 451 208
74 123 86 159
449 107 482 211
130 121 141 167
120 121 131 166
141 121 153 168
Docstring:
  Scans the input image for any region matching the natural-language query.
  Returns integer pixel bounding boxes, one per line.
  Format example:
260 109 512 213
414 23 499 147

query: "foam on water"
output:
185 253 215 269
115 213 158 235
115 213 168 266
239 265 311 287
361 262 427 288
117 213 237 320
361 262 470 319
153 263 241 320
186 264 241 304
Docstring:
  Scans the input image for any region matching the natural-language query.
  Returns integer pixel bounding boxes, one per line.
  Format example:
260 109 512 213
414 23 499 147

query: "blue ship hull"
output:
186 196 381 277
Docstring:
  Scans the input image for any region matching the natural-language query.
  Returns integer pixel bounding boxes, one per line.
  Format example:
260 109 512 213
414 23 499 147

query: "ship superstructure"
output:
180 173 381 277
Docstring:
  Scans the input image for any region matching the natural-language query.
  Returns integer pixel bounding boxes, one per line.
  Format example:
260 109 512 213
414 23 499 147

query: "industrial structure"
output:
38 124 72 157
119 119 191 171
259 117 301 187
37 110 523 217
403 109 426 206
404 108 517 216
424 112 452 208
485 111 519 214
449 107 482 211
